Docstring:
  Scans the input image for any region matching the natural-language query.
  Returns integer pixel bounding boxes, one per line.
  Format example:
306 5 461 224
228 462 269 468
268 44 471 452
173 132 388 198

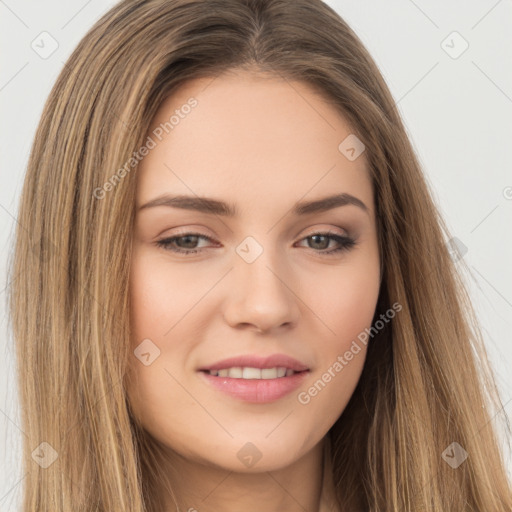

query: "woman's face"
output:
127 69 380 472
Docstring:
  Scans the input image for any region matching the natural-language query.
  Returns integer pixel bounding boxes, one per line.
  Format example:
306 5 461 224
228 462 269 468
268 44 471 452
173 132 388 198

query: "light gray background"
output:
1 0 511 509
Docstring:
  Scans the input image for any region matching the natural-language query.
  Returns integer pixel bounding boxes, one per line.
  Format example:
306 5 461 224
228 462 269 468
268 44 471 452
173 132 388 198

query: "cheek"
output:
127 249 210 431
296 253 380 406
129 250 203 345
333 273 380 346
303 257 380 353
296 267 379 422
126 358 209 460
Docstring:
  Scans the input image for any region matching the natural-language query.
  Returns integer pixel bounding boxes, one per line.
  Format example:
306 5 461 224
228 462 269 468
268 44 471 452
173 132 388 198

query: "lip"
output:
198 353 310 372
197 353 310 403
198 370 310 403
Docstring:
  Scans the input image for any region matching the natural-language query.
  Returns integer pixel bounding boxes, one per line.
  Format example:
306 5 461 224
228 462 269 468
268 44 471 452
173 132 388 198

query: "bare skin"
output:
127 68 381 512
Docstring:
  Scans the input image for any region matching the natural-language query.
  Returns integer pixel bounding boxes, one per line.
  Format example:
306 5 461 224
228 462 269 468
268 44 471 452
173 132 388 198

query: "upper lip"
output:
198 353 310 372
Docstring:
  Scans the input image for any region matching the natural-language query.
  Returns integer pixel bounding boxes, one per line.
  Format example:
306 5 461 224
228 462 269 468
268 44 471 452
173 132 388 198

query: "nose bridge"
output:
224 234 299 332
234 233 285 287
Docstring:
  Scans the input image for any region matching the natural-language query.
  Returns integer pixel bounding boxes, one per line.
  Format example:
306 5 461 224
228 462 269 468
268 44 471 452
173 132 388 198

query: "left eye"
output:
155 231 357 256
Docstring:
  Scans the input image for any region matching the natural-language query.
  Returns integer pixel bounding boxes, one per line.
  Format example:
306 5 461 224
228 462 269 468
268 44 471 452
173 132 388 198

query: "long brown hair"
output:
8 0 511 510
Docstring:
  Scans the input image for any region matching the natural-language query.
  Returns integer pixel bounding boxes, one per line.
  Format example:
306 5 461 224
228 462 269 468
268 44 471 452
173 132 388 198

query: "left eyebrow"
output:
138 192 370 217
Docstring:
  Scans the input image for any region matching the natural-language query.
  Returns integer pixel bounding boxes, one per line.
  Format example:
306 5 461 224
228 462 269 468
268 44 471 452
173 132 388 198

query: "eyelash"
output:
155 231 357 257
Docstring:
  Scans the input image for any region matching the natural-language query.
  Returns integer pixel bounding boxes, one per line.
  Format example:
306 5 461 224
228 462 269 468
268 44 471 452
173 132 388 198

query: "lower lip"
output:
198 370 310 403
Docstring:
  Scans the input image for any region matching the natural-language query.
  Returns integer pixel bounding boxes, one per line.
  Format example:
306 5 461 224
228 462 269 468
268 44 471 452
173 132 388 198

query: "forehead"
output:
136 70 373 217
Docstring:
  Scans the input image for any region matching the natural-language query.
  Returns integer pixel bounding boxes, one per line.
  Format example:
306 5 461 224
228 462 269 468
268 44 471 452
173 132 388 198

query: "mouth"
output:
198 364 310 403
197 353 310 403
200 366 307 379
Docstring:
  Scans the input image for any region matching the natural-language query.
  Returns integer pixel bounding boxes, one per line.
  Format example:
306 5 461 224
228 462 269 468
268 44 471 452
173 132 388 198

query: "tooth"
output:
228 367 243 378
210 366 297 379
261 368 278 379
242 367 261 379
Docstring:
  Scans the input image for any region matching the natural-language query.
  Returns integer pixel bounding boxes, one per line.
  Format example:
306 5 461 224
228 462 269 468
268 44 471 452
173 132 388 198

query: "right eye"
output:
155 233 217 255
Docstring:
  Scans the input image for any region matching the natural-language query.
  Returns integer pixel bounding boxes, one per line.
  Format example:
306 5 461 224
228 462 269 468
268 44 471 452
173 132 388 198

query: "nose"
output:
223 248 301 334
